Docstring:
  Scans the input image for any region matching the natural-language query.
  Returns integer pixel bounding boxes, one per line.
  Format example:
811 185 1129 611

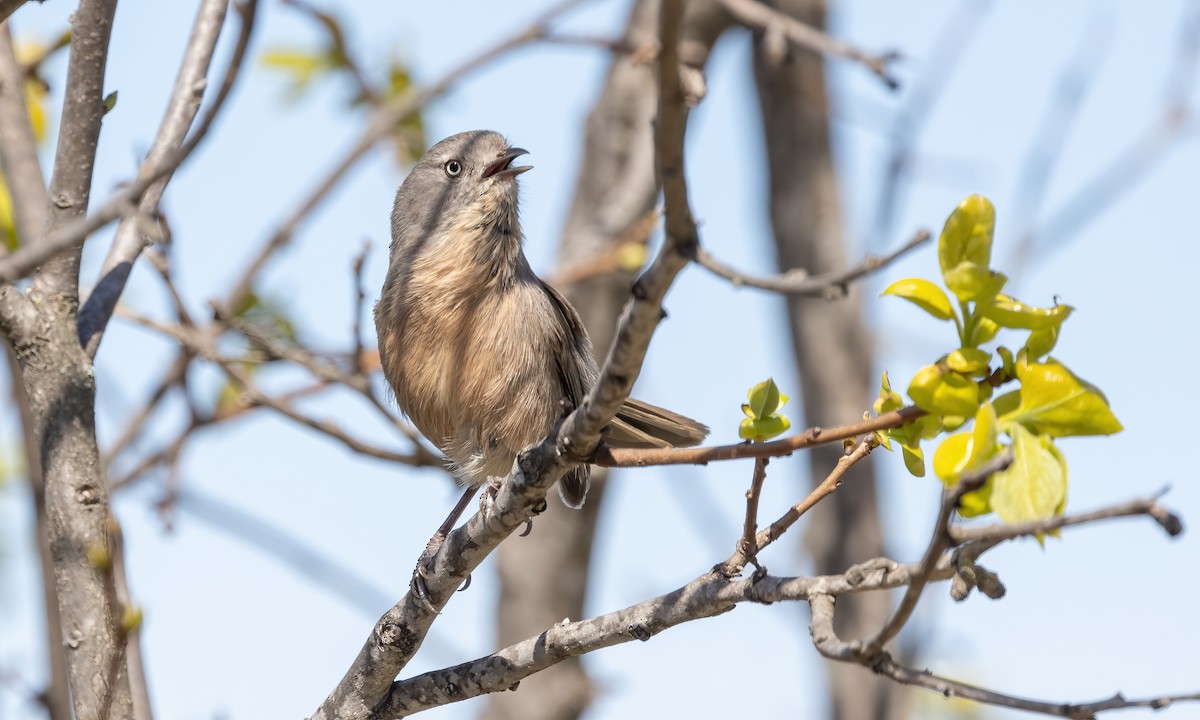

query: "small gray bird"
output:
375 130 707 523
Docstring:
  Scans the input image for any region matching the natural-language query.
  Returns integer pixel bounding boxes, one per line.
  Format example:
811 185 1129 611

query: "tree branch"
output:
695 228 930 298
0 0 25 25
860 450 1013 660
32 0 119 300
594 405 925 467
0 0 258 288
810 594 1200 719
78 0 232 358
718 0 899 87
377 490 1182 716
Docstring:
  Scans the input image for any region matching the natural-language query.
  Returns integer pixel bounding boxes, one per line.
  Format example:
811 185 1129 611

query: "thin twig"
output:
79 0 232 357
350 241 369 375
118 309 434 467
718 0 899 87
695 228 931 298
594 405 924 467
811 594 1200 719
0 0 259 287
859 450 1013 660
738 457 768 570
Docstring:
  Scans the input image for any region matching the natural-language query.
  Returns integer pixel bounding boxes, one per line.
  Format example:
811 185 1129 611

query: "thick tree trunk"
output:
483 2 732 718
15 297 133 720
752 1 909 718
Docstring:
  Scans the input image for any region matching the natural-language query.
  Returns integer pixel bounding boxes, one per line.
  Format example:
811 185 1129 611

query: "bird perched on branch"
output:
375 129 707 545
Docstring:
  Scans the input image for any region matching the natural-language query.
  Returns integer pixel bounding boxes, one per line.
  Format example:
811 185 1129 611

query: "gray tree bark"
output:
751 1 909 718
483 2 732 718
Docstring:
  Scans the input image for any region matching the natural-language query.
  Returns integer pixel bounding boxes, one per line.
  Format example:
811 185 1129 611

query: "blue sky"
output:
1 1 1198 718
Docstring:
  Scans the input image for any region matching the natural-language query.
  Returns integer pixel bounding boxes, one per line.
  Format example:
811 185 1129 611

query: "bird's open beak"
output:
482 147 531 179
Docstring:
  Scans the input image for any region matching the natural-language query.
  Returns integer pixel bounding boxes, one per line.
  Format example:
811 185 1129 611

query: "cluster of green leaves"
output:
876 195 1121 526
260 5 425 163
739 377 791 442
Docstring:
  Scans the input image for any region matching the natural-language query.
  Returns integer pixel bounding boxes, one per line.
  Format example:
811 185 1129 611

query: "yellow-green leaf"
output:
739 414 791 443
933 403 998 483
1003 359 1123 437
874 371 903 415
939 194 996 275
901 443 925 477
933 403 999 515
944 263 1007 303
990 423 1067 525
908 364 981 418
881 278 956 321
1024 325 1059 358
739 378 791 442
971 315 1000 346
946 347 991 374
979 294 1073 331
745 377 786 419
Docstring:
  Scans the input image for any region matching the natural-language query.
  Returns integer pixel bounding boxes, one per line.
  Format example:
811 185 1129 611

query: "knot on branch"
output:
950 554 1006 602
375 620 419 656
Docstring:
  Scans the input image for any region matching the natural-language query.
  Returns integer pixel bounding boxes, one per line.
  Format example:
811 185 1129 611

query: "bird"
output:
374 130 708 554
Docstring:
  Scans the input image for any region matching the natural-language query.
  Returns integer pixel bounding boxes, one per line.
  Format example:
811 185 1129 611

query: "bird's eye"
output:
444 159 462 177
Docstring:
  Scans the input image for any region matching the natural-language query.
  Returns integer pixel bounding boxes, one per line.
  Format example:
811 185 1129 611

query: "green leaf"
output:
939 194 996 273
739 378 791 442
1002 359 1123 437
739 414 791 443
745 377 787 419
946 347 991 374
971 315 1000 346
996 346 1016 378
990 423 1067 525
979 294 1073 331
901 443 925 477
932 403 999 515
261 48 334 100
908 364 981 418
1024 325 1059 358
102 90 118 115
881 278 956 321
944 264 1007 303
874 371 903 415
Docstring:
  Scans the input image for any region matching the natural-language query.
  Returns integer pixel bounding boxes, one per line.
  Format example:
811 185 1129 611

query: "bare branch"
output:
0 0 259 288
695 228 931 298
594 405 925 467
736 457 769 570
32 0 120 300
378 491 1182 716
118 308 434 467
810 595 1200 719
79 0 232 358
951 494 1184 544
719 437 876 577
860 450 1013 660
718 0 899 87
